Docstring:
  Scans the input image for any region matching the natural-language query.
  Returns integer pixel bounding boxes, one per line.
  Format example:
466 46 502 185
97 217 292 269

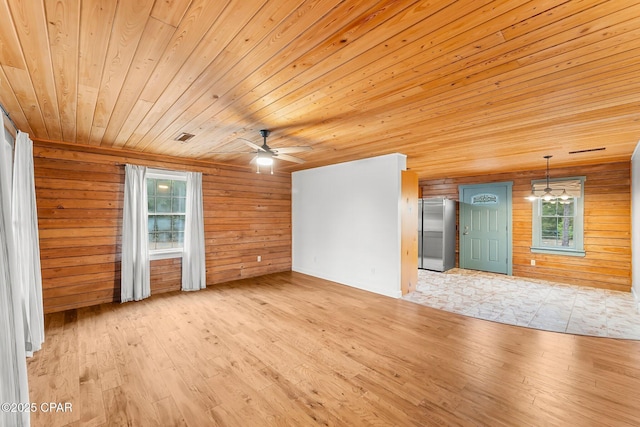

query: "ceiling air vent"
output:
175 132 195 142
568 147 605 154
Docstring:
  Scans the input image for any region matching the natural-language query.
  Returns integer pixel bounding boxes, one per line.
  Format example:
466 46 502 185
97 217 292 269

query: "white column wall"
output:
292 154 406 298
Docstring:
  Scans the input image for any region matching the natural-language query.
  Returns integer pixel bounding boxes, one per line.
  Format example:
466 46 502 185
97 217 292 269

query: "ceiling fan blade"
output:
275 153 305 164
236 137 265 151
271 146 312 154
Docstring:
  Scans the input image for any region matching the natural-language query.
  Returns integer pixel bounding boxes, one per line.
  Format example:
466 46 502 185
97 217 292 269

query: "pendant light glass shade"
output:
559 189 570 200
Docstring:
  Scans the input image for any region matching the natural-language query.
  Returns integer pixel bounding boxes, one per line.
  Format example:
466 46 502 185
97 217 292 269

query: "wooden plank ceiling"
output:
1 0 640 179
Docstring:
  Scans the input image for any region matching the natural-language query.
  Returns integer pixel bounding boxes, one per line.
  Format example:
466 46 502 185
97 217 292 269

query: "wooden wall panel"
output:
150 257 182 295
34 140 291 313
400 170 418 295
420 161 631 292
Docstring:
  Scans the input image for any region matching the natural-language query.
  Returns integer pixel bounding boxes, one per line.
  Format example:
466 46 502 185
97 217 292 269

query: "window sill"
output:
149 249 183 260
530 247 585 257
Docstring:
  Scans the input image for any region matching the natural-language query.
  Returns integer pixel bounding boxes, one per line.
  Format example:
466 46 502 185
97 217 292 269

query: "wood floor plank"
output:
26 271 640 426
78 351 106 427
160 367 221 427
102 384 161 427
151 396 188 427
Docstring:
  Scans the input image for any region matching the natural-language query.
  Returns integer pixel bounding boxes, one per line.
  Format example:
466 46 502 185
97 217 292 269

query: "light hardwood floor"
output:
28 272 640 426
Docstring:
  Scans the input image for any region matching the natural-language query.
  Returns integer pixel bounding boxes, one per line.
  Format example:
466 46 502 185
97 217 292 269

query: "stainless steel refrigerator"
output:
418 198 456 271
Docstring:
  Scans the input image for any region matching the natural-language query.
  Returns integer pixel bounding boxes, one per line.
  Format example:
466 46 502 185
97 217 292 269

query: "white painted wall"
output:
292 153 406 298
632 141 640 311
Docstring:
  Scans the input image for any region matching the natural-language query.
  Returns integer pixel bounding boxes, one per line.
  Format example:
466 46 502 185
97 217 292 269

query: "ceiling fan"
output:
215 129 312 174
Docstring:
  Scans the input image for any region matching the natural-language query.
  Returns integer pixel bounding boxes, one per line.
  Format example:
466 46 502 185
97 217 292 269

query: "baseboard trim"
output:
292 266 402 299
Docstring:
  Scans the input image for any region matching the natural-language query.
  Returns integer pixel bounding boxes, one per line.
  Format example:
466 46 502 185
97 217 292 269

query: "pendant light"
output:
526 155 569 202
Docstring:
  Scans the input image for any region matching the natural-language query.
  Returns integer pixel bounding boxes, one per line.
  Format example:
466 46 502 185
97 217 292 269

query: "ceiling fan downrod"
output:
259 129 270 148
256 129 274 174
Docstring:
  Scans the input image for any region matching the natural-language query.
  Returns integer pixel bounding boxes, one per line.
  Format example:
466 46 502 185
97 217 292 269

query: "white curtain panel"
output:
12 132 44 357
121 164 150 302
0 118 30 427
182 171 206 291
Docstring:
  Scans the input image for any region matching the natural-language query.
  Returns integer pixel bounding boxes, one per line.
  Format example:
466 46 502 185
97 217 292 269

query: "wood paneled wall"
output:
400 170 418 295
420 162 631 292
34 140 291 313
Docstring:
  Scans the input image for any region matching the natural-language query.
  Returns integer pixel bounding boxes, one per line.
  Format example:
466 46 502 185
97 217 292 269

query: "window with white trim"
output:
531 176 586 256
146 169 187 259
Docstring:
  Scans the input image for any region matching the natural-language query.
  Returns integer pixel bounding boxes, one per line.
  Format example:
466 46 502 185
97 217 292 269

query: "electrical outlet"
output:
530 259 536 266
257 256 261 262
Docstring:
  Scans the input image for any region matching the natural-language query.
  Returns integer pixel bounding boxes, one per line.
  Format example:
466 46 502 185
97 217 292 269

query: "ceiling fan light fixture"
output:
256 150 274 175
256 155 273 166
218 129 309 173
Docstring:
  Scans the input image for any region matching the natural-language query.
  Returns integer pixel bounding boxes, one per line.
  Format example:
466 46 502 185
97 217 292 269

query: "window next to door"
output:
531 176 586 257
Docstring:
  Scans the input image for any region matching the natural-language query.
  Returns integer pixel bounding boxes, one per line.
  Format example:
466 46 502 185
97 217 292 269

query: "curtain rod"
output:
0 102 18 132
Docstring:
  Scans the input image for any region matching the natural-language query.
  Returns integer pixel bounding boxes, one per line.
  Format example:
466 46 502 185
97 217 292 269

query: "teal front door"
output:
459 182 512 275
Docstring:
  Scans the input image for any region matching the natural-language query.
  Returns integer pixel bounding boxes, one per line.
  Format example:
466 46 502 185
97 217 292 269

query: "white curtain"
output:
121 164 150 302
0 117 30 427
182 172 206 291
12 132 44 357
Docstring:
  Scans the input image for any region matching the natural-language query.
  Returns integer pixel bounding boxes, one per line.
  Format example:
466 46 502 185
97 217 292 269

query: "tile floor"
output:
403 268 640 340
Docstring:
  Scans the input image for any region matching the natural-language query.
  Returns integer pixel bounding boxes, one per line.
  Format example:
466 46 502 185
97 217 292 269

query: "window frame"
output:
146 168 187 260
530 176 586 257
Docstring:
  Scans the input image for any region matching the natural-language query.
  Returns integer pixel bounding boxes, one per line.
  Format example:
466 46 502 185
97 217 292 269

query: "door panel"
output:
488 239 499 261
471 238 481 260
471 209 481 230
488 210 498 232
459 183 512 274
